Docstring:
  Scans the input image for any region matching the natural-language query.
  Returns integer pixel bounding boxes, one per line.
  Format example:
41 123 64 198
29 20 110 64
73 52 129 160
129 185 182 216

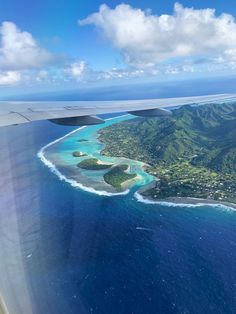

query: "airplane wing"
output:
0 93 235 127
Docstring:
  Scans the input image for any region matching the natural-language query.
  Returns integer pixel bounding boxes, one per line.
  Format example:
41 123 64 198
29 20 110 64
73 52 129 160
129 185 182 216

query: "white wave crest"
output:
134 191 236 211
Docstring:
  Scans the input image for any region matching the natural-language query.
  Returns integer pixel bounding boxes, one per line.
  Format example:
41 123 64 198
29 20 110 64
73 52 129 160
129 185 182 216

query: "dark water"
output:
0 120 236 314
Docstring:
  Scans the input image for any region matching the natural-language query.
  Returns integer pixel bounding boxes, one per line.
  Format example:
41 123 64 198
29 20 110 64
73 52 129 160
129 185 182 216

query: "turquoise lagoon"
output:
39 115 155 195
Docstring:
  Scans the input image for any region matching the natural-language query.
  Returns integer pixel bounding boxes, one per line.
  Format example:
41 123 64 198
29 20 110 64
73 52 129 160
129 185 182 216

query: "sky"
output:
1 0 236 96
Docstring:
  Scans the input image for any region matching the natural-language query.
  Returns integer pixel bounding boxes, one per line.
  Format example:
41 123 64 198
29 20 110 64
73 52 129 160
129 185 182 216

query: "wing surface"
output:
0 93 235 127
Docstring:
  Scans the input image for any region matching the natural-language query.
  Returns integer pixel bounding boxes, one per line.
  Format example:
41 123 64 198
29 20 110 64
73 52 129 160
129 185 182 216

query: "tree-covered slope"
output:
99 102 236 173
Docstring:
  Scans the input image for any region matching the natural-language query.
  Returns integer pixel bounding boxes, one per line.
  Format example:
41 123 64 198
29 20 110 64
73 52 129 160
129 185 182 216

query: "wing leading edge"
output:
0 93 235 127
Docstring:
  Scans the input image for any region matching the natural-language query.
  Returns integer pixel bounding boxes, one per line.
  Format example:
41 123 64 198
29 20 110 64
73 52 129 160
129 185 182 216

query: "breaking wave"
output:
134 191 236 211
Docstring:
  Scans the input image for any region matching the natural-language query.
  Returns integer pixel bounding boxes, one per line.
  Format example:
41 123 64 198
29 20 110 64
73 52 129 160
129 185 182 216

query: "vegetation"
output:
77 158 113 170
72 151 88 157
104 165 136 191
143 162 236 204
99 102 236 203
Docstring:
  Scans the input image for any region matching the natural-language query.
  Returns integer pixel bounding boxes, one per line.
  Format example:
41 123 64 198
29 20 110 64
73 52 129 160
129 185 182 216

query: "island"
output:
72 151 88 157
99 102 236 205
77 158 113 170
77 139 89 142
104 165 137 191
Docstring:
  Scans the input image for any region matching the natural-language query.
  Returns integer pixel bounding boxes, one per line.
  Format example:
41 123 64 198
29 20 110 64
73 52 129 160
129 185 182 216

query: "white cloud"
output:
80 3 236 68
63 62 196 82
64 61 87 80
0 22 55 70
0 71 21 85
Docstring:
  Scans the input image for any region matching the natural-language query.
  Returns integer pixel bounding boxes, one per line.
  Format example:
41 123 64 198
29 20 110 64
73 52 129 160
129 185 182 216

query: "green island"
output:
72 151 88 157
77 158 113 170
99 102 236 204
103 165 137 191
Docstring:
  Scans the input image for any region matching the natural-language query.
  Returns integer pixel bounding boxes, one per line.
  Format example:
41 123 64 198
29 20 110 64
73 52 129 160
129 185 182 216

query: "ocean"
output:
0 116 235 314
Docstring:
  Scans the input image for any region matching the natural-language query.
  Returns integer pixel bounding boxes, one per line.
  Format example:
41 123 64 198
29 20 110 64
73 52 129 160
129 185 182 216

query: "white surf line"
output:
134 191 236 211
37 115 131 196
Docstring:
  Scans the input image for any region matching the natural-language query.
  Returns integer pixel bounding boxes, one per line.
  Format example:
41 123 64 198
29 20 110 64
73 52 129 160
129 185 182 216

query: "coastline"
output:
135 190 236 211
121 174 142 190
38 115 236 210
37 115 132 197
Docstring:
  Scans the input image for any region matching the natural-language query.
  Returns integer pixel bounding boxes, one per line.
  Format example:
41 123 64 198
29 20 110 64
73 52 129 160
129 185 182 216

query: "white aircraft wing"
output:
0 93 235 127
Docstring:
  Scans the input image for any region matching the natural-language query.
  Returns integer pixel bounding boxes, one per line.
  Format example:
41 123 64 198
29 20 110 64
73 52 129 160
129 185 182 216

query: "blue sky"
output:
1 0 236 96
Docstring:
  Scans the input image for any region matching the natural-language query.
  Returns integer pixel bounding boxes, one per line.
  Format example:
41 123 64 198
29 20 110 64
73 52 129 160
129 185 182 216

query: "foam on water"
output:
134 191 236 212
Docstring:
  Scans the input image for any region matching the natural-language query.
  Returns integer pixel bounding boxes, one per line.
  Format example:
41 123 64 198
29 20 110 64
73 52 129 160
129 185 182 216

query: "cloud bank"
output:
1 3 236 87
0 22 55 70
80 3 236 68
0 22 60 86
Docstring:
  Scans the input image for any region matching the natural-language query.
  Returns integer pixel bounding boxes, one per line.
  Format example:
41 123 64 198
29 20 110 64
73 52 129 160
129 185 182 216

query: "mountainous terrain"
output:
99 102 236 203
99 102 236 173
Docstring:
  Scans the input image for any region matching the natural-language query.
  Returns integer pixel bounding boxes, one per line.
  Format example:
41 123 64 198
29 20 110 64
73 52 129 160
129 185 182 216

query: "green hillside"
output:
99 103 236 172
99 102 236 203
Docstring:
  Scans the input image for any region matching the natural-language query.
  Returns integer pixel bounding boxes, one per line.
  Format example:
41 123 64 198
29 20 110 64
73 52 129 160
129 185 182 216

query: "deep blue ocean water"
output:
0 118 235 314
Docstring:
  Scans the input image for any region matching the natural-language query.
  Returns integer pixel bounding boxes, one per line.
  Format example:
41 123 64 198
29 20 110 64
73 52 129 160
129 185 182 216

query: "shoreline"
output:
38 115 132 197
38 115 236 210
135 191 236 211
121 174 142 190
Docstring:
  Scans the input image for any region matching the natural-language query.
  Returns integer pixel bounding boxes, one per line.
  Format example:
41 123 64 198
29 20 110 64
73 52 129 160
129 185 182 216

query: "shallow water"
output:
41 115 154 195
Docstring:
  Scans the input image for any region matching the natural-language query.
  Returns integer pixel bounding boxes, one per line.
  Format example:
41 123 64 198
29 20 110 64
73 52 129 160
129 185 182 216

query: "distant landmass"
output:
99 102 236 205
